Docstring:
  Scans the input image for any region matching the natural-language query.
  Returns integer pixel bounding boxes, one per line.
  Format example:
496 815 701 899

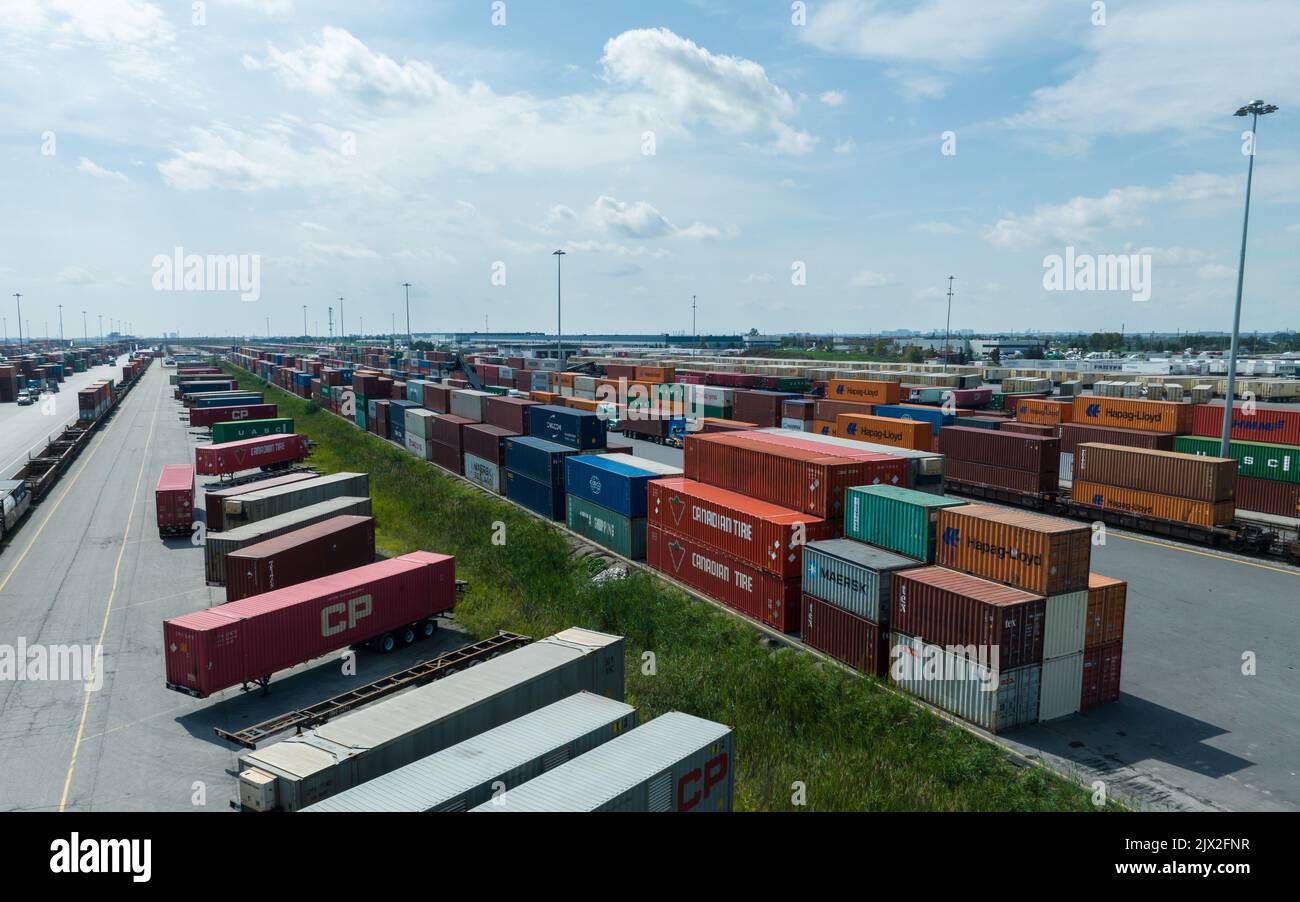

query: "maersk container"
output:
464 454 503 493
529 405 606 450
472 712 734 813
564 454 660 519
802 540 917 625
237 628 626 812
1174 435 1298 485
890 632 1041 734
204 496 373 584
222 472 369 526
505 469 566 519
223 515 376 603
302 693 638 812
505 436 578 485
872 404 957 436
1039 652 1084 722
843 484 966 563
211 417 294 445
567 494 646 559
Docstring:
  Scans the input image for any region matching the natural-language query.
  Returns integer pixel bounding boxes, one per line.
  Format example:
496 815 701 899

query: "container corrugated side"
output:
943 459 1058 495
843 484 966 563
802 595 886 676
1174 435 1298 485
1071 396 1194 434
935 504 1091 596
802 539 916 624
1081 642 1123 709
1058 423 1176 456
223 472 370 525
224 514 376 603
567 494 646 559
1085 574 1127 649
204 496 373 584
1042 590 1088 659
1192 402 1300 446
1077 443 1237 501
889 633 1041 734
1039 652 1083 722
1235 476 1300 518
202 472 317 533
1071 480 1236 527
940 426 1060 473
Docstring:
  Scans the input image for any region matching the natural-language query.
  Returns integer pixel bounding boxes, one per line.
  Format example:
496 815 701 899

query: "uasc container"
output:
1174 435 1298 485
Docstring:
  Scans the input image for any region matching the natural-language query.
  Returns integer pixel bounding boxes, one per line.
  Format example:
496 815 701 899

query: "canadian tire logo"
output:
668 540 687 572
668 494 686 526
232 449 246 465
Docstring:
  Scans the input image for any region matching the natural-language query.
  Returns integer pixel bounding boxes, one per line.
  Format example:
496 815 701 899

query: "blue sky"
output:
1 0 1297 339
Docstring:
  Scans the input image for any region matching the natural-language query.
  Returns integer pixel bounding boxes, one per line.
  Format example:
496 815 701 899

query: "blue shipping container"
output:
529 405 607 451
506 469 566 519
388 400 418 444
505 436 578 485
872 404 957 436
194 393 262 408
564 455 658 519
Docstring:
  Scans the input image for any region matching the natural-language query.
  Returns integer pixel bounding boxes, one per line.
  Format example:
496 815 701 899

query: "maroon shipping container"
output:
195 435 310 476
483 396 538 435
203 472 319 532
732 390 799 428
423 383 452 413
647 478 832 578
462 424 517 466
939 426 1060 473
944 458 1058 494
1058 423 1175 457
1081 641 1123 709
802 594 887 677
1192 402 1300 447
1086 574 1127 649
375 400 390 438
430 413 475 450
224 515 376 603
646 525 801 632
1235 475 1300 518
1000 422 1057 437
1076 443 1236 502
781 399 816 419
892 566 1046 669
428 439 464 475
814 399 875 422
189 403 279 428
155 465 195 538
163 551 456 698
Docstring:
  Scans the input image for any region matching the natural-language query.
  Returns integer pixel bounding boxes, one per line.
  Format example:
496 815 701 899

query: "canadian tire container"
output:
836 414 931 451
1077 443 1237 501
204 496 373 584
892 566 1046 668
935 504 1092 596
889 633 1041 734
1234 476 1300 518
943 459 1059 494
1192 402 1300 446
203 472 318 532
166 551 454 698
464 454 502 494
843 484 965 563
646 525 801 632
800 595 886 676
1038 652 1084 721
1081 641 1123 709
646 478 831 577
1071 396 1194 434
222 472 369 526
802 539 916 624
211 417 294 445
155 464 195 537
1071 479 1236 527
463 424 516 467
1058 423 1176 457
528 405 606 450
223 515 376 603
1085 574 1127 649
505 436 578 485
505 470 565 519
189 403 278 428
939 426 1059 472
827 379 901 405
566 494 647 559
195 434 310 476
1173 435 1298 485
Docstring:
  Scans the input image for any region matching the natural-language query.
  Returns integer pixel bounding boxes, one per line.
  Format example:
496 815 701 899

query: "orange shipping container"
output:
530 390 560 405
1085 574 1127 649
811 419 836 436
1071 396 1194 434
1015 398 1074 426
565 397 600 412
935 504 1091 596
827 379 901 405
835 413 931 451
635 365 675 383
1071 480 1235 527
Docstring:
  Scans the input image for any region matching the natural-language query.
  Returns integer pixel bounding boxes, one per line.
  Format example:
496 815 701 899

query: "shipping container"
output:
482 396 538 435
944 459 1059 494
755 428 945 493
1070 479 1236 527
211 417 294 445
646 478 831 577
1235 475 1300 518
1042 590 1089 660
428 437 464 475
827 379 901 405
529 405 606 450
801 595 887 676
814 399 874 422
890 633 1041 734
1077 443 1237 501
472 712 733 812
237 628 625 812
1174 435 1298 485
843 485 966 563
1058 422 1176 457
505 469 566 519
1081 641 1123 710
564 454 662 520
202 472 318 532
566 494 647 559
223 515 376 603
301 693 638 812
166 551 454 698
935 504 1091 596
505 436 578 485
189 403 278 428
195 434 310 476
204 497 373 584
939 427 1060 473
1072 396 1193 434
222 472 369 526
1192 402 1300 446
999 422 1056 438
155 464 195 538
464 454 503 494
646 525 801 632
428 413 475 450
1039 652 1084 721
463 424 517 467
732 390 800 427
802 539 916 624
1085 574 1127 649
450 389 492 422
872 404 958 436
599 453 682 479
1014 398 1074 426
836 414 931 450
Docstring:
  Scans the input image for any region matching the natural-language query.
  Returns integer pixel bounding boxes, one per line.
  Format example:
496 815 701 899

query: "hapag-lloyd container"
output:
827 379 901 404
889 632 1041 734
802 540 916 624
939 427 1060 473
204 496 373 584
1077 443 1237 501
223 472 369 525
646 525 801 633
935 504 1091 596
1081 641 1123 709
892 567 1046 669
1015 398 1074 425
1039 652 1083 721
464 454 502 494
1058 423 1176 456
463 424 517 467
1235 475 1300 518
189 403 278 428
801 595 887 677
195 434 310 476
1174 435 1298 485
1071 479 1235 527
836 414 931 451
1085 574 1127 649
843 484 966 563
1192 402 1300 446
646 478 831 578
567 494 647 559
155 464 195 538
166 551 454 698
223 515 376 603
1072 396 1194 434
203 472 318 532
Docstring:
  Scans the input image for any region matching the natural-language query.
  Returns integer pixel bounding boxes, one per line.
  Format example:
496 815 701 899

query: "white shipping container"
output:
406 407 438 440
450 389 491 422
889 632 1041 734
1043 590 1088 659
1059 451 1073 483
406 433 430 461
781 418 813 431
574 389 597 401
574 375 597 393
464 453 502 493
1039 652 1084 722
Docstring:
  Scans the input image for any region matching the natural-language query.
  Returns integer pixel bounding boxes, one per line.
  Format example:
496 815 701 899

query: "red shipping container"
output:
802 594 887 677
1086 574 1127 649
944 458 1059 494
733 429 893 462
999 422 1057 437
647 478 832 577
430 413 475 450
374 400 390 438
1058 423 1176 457
422 384 452 413
733 390 799 427
463 424 517 466
163 551 455 697
195 435 310 476
483 396 539 435
155 465 195 538
1081 641 1123 709
646 525 801 632
428 439 464 475
224 515 376 602
939 426 1060 473
1192 402 1300 447
1235 475 1300 518
814 399 875 422
892 566 1046 669
203 472 319 532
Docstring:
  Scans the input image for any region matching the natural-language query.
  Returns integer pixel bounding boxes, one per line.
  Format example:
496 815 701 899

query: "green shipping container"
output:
212 417 294 445
844 484 967 563
1175 435 1299 484
702 404 733 419
566 494 646 560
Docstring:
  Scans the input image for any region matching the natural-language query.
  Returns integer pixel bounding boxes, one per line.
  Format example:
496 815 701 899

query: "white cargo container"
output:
889 632 1040 734
1042 590 1089 659
464 453 502 493
1039 652 1084 722
450 389 492 422
598 453 683 478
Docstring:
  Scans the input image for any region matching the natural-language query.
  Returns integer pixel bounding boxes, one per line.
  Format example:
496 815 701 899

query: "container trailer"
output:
154 464 195 538
220 472 369 526
189 403 279 428
223 515 376 603
194 434 311 476
204 496 372 584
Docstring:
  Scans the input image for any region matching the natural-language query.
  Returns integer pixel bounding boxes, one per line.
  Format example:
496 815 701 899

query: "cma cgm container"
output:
802 595 888 677
1059 422 1176 456
155 464 195 538
238 628 625 812
1085 574 1127 649
935 504 1091 596
939 427 1059 473
1174 435 1298 485
802 539 916 625
195 434 310 476
189 403 278 428
646 525 801 632
302 693 638 812
211 417 294 445
1192 402 1300 446
566 494 646 559
203 472 318 532
222 472 369 526
1071 480 1235 527
1077 443 1236 501
165 551 454 698
564 454 661 519
1072 396 1193 434
647 477 831 578
529 405 606 450
890 632 1041 734
843 484 966 563
204 496 373 584
223 515 376 603
472 712 734 813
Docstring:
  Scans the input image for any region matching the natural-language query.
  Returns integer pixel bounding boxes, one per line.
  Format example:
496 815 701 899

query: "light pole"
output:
402 282 412 349
692 295 697 341
303 305 308 338
338 297 345 341
944 276 955 372
13 293 22 346
82 310 87 343
1221 99 1278 457
553 250 565 365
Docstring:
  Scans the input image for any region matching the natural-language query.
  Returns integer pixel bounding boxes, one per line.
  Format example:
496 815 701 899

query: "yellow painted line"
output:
59 369 164 811
1110 531 1300 577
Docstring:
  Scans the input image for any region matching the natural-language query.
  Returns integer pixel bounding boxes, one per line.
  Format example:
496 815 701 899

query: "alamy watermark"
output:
152 246 261 302
1043 247 1151 302
0 640 103 690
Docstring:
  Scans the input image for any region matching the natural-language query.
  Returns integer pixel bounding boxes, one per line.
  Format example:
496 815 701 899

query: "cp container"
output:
1070 480 1235 527
223 515 376 603
1173 435 1297 485
189 403 278 428
843 484 966 563
529 404 607 450
1072 396 1193 434
1081 641 1123 709
166 551 454 698
505 470 566 519
204 496 373 584
195 434 310 476
222 472 369 526
801 595 887 676
1235 476 1300 518
566 494 647 559
211 417 294 446
1085 574 1127 649
827 379 901 404
564 454 661 519
836 413 931 450
1059 422 1176 456
890 632 1041 734
464 454 503 494
939 427 1059 473
1077 442 1237 501
1192 402 1300 446
935 504 1091 596
202 472 318 532
802 539 916 624
155 464 195 538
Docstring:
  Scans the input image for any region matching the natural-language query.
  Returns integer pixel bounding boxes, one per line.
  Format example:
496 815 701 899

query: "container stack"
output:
1073 443 1237 527
1081 574 1127 710
427 413 475 475
565 454 683 559
938 426 1060 496
1179 403 1300 519
504 436 578 519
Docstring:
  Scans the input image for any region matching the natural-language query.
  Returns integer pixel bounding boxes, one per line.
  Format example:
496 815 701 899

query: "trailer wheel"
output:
421 619 437 639
399 625 417 646
375 633 397 654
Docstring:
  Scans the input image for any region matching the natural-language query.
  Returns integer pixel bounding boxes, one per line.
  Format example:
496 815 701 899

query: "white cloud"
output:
1285 224 1300 233
254 26 450 104
850 271 894 288
56 265 95 285
912 221 959 236
745 273 773 283
833 138 856 155
220 0 294 13
303 242 379 260
1197 264 1235 280
819 90 846 107
78 158 128 181
548 196 721 242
